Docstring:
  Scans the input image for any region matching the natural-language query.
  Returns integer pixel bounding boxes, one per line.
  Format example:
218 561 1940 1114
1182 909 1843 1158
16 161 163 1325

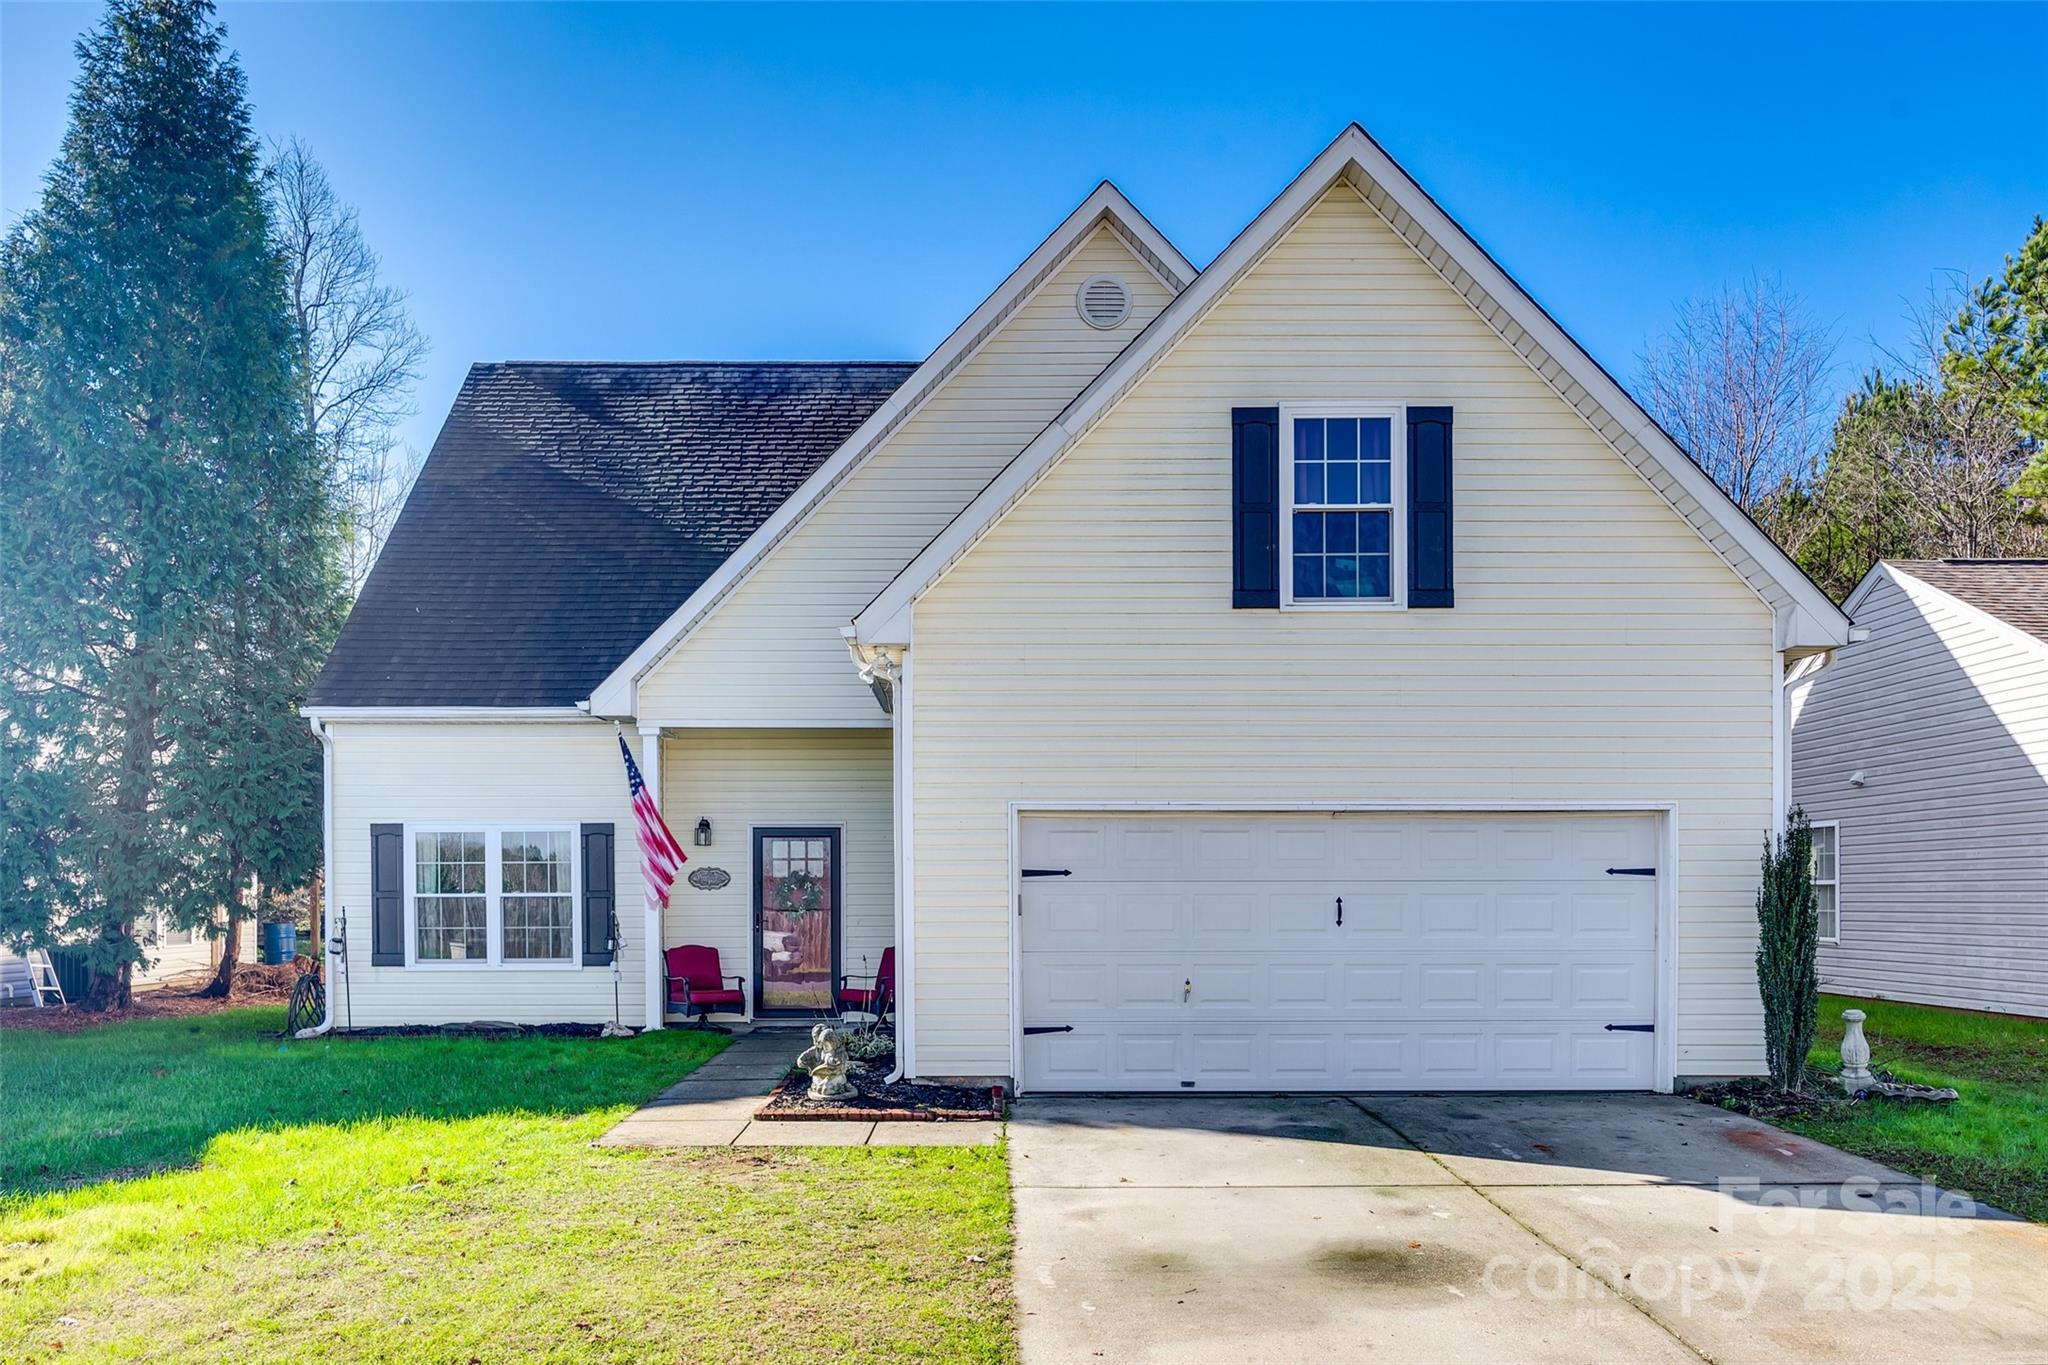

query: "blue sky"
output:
4 3 2044 460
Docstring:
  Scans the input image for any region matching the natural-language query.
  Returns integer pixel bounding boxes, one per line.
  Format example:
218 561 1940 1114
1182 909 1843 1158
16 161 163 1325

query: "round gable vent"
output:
1076 274 1133 330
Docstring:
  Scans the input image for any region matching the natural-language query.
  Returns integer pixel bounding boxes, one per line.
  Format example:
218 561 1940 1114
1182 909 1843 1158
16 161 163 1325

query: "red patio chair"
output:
837 946 895 1024
664 945 745 1030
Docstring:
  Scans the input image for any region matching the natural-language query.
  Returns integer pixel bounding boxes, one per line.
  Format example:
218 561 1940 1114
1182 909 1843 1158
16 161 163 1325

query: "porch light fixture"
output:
694 818 713 847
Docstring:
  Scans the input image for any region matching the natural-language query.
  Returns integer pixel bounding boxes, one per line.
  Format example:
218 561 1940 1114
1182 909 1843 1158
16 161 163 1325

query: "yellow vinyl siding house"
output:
306 127 1847 1091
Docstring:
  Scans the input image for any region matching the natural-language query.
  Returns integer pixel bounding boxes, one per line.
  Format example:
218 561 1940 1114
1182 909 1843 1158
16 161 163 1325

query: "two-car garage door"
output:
1018 812 1660 1092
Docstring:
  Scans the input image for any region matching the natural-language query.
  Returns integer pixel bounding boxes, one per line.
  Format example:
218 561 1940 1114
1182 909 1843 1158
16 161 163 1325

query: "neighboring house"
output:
0 916 251 1004
1790 560 2048 1019
134 909 256 988
305 126 1851 1092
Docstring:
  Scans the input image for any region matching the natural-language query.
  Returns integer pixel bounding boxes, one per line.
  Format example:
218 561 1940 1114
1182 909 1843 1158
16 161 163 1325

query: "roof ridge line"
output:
481 358 920 368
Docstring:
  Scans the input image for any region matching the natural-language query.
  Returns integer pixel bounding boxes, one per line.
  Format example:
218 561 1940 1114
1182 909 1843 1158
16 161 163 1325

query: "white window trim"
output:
1278 404 1409 610
403 822 582 971
1811 819 1841 945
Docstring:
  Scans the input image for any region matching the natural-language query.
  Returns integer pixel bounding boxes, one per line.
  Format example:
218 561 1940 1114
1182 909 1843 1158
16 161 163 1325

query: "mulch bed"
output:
332 1021 616 1040
0 962 299 1034
755 1051 1001 1122
1687 1070 1854 1121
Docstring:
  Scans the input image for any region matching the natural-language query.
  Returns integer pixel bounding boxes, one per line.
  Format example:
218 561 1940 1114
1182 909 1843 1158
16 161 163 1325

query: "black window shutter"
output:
370 823 404 966
1232 406 1281 608
581 822 616 966
1407 406 1454 608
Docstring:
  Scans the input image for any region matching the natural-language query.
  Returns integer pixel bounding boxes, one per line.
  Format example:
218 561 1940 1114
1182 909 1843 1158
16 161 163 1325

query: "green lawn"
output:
1781 993 2048 1223
0 1008 1015 1364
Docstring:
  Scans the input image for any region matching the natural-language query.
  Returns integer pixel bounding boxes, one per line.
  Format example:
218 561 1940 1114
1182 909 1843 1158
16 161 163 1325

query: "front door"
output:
753 827 842 1016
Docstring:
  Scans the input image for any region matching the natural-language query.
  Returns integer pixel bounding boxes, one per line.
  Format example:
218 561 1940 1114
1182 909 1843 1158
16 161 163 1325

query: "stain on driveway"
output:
1010 1093 2048 1364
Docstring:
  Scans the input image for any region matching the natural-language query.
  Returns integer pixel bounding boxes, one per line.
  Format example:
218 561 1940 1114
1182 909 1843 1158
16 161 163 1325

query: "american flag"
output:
619 734 687 909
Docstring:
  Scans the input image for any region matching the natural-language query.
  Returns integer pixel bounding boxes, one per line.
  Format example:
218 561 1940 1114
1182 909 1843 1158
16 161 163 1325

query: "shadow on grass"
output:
1 1005 730 1198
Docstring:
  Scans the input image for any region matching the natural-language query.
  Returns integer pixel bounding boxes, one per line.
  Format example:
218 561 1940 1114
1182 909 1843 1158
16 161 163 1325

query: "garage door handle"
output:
1335 896 1343 927
1604 1023 1655 1032
1023 1025 1073 1036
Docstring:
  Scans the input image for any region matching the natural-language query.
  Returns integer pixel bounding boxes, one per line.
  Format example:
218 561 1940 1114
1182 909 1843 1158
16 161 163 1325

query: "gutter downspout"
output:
1775 651 1833 826
294 714 339 1039
845 634 910 1085
887 641 909 1086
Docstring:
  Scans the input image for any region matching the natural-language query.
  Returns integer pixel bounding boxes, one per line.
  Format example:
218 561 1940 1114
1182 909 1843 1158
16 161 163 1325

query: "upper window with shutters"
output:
1281 409 1405 607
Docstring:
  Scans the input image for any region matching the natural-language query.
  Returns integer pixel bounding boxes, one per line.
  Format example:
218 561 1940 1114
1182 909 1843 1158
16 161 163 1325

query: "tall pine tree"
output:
0 0 345 1006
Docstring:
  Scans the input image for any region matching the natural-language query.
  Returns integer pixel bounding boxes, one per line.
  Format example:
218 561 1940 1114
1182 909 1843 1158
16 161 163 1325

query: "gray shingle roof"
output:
1892 559 2048 647
309 361 916 708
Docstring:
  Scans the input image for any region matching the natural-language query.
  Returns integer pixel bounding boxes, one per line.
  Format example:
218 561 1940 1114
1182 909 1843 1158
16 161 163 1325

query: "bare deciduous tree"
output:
1636 277 1837 523
269 138 428 591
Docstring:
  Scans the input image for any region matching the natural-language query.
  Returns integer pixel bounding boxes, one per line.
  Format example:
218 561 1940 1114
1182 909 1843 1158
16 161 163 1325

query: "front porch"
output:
639 727 896 1029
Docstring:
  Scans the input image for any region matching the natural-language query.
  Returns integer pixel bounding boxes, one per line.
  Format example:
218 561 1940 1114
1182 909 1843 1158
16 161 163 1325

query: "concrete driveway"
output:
1011 1093 2048 1364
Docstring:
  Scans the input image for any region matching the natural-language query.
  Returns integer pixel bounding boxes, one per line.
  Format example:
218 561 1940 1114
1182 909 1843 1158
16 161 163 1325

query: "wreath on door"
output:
774 867 824 918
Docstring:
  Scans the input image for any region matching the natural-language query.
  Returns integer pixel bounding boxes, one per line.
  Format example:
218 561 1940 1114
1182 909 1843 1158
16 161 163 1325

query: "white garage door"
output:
1018 812 1660 1092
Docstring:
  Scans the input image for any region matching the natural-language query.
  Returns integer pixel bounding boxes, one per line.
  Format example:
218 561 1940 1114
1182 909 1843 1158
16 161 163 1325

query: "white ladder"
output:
0 947 67 1007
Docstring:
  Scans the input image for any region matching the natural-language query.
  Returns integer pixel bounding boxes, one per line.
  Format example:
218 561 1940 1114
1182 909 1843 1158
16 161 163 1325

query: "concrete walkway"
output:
1012 1093 2048 1365
596 1028 998 1149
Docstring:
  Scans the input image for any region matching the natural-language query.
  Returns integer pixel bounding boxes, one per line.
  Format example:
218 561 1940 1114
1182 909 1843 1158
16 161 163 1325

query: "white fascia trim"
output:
854 125 1851 648
1839 561 1895 619
1885 563 2048 663
585 182 1195 718
299 706 592 723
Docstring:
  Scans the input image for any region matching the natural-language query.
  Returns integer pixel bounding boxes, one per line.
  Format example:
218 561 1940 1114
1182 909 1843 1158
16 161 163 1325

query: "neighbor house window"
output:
409 826 576 966
1282 410 1404 605
1811 822 1840 943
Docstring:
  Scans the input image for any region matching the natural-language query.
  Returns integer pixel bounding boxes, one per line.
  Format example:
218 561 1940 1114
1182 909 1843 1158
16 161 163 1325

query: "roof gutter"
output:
299 706 591 723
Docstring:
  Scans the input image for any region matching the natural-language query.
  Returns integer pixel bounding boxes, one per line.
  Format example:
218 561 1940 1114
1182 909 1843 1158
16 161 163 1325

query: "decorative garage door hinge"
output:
1021 868 1072 877
1022 1025 1074 1036
1604 1023 1655 1032
1604 867 1657 877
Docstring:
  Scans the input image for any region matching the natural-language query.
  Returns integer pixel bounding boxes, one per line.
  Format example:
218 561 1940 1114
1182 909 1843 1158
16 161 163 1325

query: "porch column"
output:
639 724 665 1031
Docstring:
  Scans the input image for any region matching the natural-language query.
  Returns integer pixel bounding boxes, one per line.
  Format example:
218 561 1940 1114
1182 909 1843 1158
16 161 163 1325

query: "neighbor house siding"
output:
136 913 254 987
658 728 893 1018
1791 569 2048 1017
327 721 650 1028
906 187 1777 1081
637 227 1174 727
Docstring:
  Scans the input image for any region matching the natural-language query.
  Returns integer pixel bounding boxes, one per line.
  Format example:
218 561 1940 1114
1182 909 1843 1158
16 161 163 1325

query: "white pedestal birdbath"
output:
1839 1009 1875 1095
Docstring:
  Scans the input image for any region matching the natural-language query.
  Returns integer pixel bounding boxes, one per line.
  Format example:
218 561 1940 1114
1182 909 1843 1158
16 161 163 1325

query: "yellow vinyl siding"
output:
326 722 649 1028
638 228 1173 726
657 728 893 1015
908 187 1775 1080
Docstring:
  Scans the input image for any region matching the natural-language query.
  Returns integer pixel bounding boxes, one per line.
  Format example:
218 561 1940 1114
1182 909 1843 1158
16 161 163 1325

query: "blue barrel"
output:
260 922 297 965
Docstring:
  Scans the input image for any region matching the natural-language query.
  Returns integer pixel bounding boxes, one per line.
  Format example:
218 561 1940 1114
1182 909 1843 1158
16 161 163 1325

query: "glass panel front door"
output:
755 828 839 1014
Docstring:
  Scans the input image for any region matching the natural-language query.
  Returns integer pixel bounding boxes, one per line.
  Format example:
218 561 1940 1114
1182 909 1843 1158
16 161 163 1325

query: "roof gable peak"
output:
854 124 1851 651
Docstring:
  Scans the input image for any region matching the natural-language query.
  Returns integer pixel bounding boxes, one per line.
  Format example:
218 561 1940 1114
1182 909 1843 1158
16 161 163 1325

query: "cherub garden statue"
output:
798 1022 856 1100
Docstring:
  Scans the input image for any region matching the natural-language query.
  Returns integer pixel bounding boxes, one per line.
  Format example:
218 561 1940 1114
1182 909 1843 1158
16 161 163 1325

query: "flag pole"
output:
602 721 633 1037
